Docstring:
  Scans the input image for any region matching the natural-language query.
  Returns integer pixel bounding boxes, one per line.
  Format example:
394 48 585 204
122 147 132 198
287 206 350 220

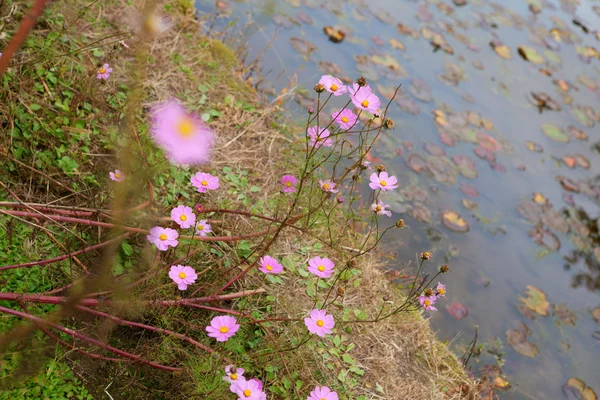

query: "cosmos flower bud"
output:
384 118 395 129
337 287 345 297
314 83 326 93
375 164 386 173
347 259 357 268
424 288 434 297
421 251 432 261
440 264 450 273
337 197 344 204
395 219 405 229
356 77 368 87
308 107 314 114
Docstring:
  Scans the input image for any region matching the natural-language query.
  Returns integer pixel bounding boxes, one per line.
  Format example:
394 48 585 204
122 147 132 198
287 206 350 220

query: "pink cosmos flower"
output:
332 109 358 130
304 309 335 337
307 256 335 278
350 83 381 114
171 205 196 229
368 172 398 191
435 282 447 298
361 159 372 169
307 126 333 148
419 295 438 311
147 227 178 251
96 63 113 80
308 386 339 400
250 379 263 391
223 365 245 384
206 315 240 342
168 265 198 290
191 172 220 193
281 174 298 193
231 378 265 400
119 40 129 49
109 169 125 182
370 200 392 217
259 255 283 274
195 220 212 237
319 179 339 193
150 101 215 165
318 75 348 96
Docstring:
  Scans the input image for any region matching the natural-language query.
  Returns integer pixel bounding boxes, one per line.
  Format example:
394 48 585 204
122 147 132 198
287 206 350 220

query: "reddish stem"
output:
0 234 129 271
0 305 180 371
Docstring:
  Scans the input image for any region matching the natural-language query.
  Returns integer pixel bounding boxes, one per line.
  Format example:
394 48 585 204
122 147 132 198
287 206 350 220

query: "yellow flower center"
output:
243 389 252 397
114 173 121 179
99 67 106 74
330 84 339 91
438 288 445 295
361 99 369 108
424 300 431 307
159 233 167 241
220 326 229 333
380 180 387 187
201 180 208 186
197 224 204 231
265 265 273 271
341 116 349 123
180 215 187 221
318 265 325 272
230 373 238 380
316 320 325 327
179 272 187 279
323 183 330 190
376 205 382 212
177 118 194 138
285 181 292 187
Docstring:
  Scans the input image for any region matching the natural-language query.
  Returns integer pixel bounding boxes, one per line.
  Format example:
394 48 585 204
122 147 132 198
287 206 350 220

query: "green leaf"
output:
121 241 134 256
201 112 211 122
29 103 42 111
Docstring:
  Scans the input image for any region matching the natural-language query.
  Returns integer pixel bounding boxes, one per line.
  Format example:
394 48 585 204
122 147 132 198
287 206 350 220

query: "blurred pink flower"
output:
109 169 125 182
191 172 220 193
304 309 335 337
368 172 398 191
332 109 357 130
435 282 447 298
319 179 338 193
349 83 381 114
318 75 347 96
370 200 392 217
307 256 335 278
168 265 197 290
307 126 333 148
259 255 283 274
96 63 113 80
419 295 438 311
206 316 240 342
147 227 178 251
150 101 214 165
195 220 212 237
231 378 265 400
308 386 339 400
223 365 245 384
171 205 196 228
281 174 298 193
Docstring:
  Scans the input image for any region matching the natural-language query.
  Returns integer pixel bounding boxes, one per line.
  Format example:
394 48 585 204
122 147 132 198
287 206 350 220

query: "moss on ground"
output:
0 0 478 399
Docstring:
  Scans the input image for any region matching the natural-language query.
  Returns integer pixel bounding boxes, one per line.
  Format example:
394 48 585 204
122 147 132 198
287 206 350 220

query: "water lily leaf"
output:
506 323 538 358
394 92 420 115
290 37 316 57
553 304 576 326
397 23 419 38
408 78 433 103
531 228 561 251
518 46 545 64
424 143 445 157
592 307 600 324
371 55 407 76
494 376 511 390
542 208 570 234
542 123 570 143
460 182 479 197
490 40 512 59
574 154 590 169
519 285 551 316
571 107 595 128
563 378 597 400
525 140 544 152
529 92 562 112
517 200 543 223
427 156 457 184
462 198 478 210
563 155 577 168
452 155 478 179
406 154 427 174
389 38 405 51
533 193 549 206
544 50 562 64
356 63 380 82
441 210 470 232
566 126 587 141
446 302 469 319
409 202 432 223
557 176 580 192
323 26 346 43
296 11 313 24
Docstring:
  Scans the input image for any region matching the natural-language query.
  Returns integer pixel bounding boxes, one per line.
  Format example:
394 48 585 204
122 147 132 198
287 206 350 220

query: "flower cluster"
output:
224 365 267 400
418 283 447 312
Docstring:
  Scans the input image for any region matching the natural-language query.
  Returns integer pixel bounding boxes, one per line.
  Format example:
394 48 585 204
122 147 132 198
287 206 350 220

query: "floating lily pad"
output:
568 125 588 140
397 23 419 38
427 156 457 184
490 40 511 59
525 140 544 152
518 46 545 64
592 307 600 324
491 162 507 173
531 228 561 251
474 146 496 162
506 323 539 358
544 50 562 64
533 193 549 206
460 182 479 197
571 107 595 128
529 92 562 112
553 304 576 326
563 155 577 168
447 302 468 320
452 155 478 179
574 154 590 169
519 285 551 316
323 26 345 43
394 92 420 115
563 378 597 400
442 210 470 232
542 208 570 234
408 78 433 103
542 124 570 143
424 143 445 157
409 202 433 223
290 37 316 57
389 38 405 51
557 176 580 192
407 154 427 174
296 11 313 24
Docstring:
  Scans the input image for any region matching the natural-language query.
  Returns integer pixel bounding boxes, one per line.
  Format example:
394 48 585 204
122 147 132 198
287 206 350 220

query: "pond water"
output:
195 0 600 398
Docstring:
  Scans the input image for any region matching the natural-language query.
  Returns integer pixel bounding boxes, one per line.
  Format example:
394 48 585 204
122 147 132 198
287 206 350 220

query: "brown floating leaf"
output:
506 322 539 358
553 304 576 326
406 154 427 174
289 37 316 57
323 26 345 43
592 307 600 325
563 156 577 168
490 40 512 59
389 38 405 51
519 285 551 316
446 302 468 319
564 378 598 400
568 125 588 141
462 198 478 211
441 210 470 232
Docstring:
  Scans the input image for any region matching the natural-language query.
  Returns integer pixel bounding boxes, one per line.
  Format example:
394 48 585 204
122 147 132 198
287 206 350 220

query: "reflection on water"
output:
197 0 600 398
